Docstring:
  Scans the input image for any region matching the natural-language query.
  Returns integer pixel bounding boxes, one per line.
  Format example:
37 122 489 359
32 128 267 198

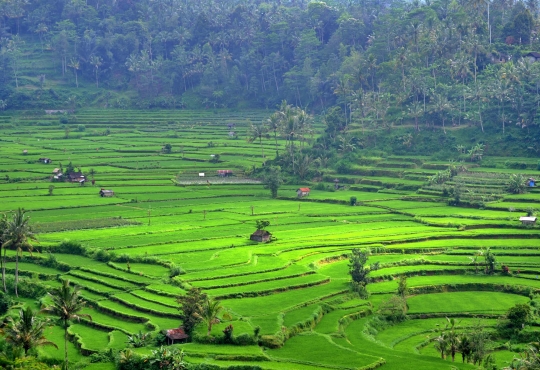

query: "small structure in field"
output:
217 169 233 177
528 178 536 187
525 52 540 63
296 187 310 198
22 149 28 155
520 216 537 225
45 109 73 115
52 168 63 180
165 327 189 344
68 171 85 183
250 229 271 242
99 189 114 197
39 157 51 164
199 173 205 177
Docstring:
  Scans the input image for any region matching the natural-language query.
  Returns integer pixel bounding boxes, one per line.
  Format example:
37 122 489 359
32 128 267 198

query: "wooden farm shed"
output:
525 52 540 63
250 230 271 242
520 216 537 225
68 172 85 183
52 168 63 180
99 189 114 197
166 327 188 344
217 170 233 177
39 157 51 164
296 187 310 198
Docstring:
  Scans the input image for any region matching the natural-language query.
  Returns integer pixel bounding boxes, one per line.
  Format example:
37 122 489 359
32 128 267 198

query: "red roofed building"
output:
166 327 189 344
296 187 310 198
217 170 233 177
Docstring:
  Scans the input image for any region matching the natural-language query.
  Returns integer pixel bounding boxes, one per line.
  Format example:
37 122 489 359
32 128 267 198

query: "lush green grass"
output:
2 113 540 369
407 292 529 314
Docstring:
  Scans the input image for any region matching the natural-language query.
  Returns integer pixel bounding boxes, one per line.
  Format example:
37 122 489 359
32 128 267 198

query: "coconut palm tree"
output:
266 112 282 156
4 306 57 355
434 332 448 359
446 317 460 362
3 208 37 297
89 55 102 88
41 280 91 370
68 58 80 88
430 93 452 134
248 122 268 163
196 298 222 336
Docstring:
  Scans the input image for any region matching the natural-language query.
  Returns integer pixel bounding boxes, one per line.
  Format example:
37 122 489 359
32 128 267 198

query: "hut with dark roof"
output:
250 230 271 242
166 327 189 344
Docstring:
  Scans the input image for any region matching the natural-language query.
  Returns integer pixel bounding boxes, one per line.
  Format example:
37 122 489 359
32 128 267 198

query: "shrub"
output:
0 291 12 315
55 240 86 255
505 161 528 169
234 333 256 345
169 264 185 278
506 174 527 194
153 331 167 346
350 196 357 206
77 124 86 132
223 324 234 344
94 249 112 262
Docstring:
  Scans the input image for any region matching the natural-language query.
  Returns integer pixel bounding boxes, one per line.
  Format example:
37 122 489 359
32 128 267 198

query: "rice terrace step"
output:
1 107 540 370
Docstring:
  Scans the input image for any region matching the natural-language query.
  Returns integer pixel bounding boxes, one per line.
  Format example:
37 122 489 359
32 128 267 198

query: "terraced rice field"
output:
1 109 540 369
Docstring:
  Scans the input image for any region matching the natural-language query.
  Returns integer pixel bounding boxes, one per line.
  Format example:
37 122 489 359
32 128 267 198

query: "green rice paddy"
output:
1 109 539 369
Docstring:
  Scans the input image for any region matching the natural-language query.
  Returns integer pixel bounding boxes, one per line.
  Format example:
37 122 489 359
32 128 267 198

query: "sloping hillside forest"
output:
0 0 539 128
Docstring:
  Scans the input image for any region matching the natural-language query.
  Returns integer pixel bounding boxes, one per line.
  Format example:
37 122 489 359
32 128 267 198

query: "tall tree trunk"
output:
259 136 265 162
14 252 19 297
64 323 69 370
1 246 5 292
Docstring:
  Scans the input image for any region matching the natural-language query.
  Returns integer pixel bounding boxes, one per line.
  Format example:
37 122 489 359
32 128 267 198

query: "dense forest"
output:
1 0 540 137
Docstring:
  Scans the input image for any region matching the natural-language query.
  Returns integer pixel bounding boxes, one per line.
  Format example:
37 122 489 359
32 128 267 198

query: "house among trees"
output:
520 216 537 225
525 52 540 63
52 168 63 180
99 189 114 197
217 170 233 177
68 171 85 184
165 327 189 344
297 187 310 198
250 229 271 242
39 157 51 164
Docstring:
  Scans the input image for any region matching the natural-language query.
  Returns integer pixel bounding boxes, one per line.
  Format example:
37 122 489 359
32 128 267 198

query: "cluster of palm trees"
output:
248 101 313 178
469 247 497 275
433 318 490 365
0 208 90 369
0 208 37 298
1 280 90 369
